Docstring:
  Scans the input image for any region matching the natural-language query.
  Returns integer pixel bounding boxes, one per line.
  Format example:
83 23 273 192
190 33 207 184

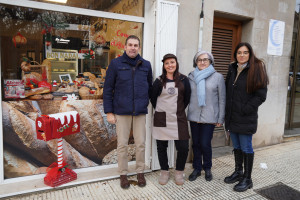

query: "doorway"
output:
285 11 300 136
211 16 241 147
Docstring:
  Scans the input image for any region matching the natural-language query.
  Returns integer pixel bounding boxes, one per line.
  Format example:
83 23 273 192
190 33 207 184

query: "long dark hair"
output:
160 54 181 88
234 42 269 93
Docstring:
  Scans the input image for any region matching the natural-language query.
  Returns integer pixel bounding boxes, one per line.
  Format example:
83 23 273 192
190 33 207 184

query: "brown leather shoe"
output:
137 173 146 187
120 175 130 189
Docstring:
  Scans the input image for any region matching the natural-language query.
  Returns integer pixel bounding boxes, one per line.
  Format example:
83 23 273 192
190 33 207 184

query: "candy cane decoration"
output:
57 137 63 168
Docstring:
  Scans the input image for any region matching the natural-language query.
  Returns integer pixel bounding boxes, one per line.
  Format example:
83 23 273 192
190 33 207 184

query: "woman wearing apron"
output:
151 54 191 185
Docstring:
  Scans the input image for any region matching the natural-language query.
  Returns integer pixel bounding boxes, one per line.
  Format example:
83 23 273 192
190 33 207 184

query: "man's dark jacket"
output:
103 53 153 115
225 62 267 134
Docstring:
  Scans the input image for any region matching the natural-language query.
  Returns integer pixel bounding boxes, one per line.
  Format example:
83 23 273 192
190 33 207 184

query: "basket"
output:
80 94 101 100
21 61 51 83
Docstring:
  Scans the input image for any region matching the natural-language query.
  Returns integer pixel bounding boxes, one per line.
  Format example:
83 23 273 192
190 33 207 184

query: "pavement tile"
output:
4 140 300 200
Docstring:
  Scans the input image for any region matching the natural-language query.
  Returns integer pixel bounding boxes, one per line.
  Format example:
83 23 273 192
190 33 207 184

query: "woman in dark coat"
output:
224 42 269 192
151 54 191 185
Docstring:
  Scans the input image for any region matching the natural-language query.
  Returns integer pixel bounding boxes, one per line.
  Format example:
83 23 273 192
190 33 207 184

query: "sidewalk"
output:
4 140 300 200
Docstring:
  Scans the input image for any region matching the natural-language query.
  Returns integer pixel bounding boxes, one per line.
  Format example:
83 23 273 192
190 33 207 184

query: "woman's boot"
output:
158 170 170 185
174 170 185 185
234 153 254 192
224 149 243 184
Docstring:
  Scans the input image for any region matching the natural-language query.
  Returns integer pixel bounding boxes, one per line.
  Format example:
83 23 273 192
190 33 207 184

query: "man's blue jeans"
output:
230 132 253 153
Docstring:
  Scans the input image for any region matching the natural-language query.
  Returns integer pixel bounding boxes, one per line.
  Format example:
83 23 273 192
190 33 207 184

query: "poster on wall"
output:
2 100 138 179
267 19 285 56
4 80 25 99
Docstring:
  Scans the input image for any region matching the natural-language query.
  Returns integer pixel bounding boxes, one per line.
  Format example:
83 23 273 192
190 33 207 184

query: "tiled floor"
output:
5 140 300 200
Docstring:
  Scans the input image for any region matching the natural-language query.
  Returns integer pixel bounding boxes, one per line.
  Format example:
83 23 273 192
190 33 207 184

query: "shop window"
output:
30 0 145 17
0 3 142 179
0 3 143 100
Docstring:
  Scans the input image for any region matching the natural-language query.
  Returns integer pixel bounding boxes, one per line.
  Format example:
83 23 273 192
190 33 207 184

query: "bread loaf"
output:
79 86 90 97
83 72 96 79
42 94 53 100
23 72 43 84
28 94 43 100
25 87 50 97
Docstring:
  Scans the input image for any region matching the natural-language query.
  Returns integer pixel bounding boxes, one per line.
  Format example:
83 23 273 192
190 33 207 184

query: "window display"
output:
0 2 143 179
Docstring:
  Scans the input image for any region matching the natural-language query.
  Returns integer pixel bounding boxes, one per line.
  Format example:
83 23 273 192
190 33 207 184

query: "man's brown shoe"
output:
137 173 146 187
120 175 130 189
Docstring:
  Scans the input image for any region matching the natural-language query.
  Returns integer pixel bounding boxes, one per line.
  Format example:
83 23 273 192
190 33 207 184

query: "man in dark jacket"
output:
103 35 152 189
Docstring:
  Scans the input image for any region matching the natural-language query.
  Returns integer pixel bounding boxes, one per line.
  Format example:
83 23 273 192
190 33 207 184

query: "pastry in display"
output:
82 81 95 88
83 72 96 80
56 84 78 93
28 94 43 100
25 87 50 97
23 72 43 88
42 94 54 100
91 78 102 85
79 86 90 97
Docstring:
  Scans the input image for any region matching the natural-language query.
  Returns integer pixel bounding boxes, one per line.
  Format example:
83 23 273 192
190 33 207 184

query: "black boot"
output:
234 153 254 192
224 149 243 184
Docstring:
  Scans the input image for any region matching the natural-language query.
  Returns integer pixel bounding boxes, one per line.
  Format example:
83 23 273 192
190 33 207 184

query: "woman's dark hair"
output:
234 42 269 93
160 54 181 88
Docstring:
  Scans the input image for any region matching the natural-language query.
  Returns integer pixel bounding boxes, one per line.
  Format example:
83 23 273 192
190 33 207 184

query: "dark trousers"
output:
190 122 215 171
156 139 189 171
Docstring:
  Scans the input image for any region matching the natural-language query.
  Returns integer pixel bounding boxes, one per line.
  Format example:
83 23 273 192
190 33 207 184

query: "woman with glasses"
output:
187 51 226 182
224 42 268 192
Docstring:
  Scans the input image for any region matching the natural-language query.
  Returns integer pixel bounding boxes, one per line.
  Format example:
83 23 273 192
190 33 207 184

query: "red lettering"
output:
116 30 129 38
117 30 121 36
111 40 124 49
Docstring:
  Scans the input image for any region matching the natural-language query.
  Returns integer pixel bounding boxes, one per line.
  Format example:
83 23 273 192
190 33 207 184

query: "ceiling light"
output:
45 0 68 3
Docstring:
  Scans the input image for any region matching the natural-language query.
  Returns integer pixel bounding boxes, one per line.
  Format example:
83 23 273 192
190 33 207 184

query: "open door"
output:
151 0 180 170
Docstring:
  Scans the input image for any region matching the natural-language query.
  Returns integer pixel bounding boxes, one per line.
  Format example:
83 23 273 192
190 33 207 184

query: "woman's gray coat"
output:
187 71 226 124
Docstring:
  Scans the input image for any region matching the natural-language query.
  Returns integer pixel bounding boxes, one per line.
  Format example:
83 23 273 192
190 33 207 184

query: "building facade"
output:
0 0 296 197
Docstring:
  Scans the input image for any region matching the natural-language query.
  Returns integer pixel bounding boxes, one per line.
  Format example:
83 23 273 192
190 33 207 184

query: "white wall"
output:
169 0 296 148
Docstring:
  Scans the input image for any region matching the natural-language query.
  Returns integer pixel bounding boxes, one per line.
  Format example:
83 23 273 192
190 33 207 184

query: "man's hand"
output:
215 123 222 127
107 113 116 124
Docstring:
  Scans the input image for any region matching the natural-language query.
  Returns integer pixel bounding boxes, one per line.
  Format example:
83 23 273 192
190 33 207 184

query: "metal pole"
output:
198 0 204 51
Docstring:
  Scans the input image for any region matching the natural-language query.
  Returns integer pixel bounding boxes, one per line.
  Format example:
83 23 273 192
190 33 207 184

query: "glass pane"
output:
285 12 300 131
30 0 145 17
0 3 143 179
0 4 143 83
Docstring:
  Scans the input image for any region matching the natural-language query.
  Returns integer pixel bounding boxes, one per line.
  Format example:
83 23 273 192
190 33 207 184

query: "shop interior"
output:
0 3 143 100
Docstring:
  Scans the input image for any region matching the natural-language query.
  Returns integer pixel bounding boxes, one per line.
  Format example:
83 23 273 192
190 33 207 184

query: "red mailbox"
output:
35 111 80 187
36 111 80 141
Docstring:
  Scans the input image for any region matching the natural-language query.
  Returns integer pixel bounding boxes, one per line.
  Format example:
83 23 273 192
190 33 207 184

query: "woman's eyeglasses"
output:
197 58 210 63
237 51 249 56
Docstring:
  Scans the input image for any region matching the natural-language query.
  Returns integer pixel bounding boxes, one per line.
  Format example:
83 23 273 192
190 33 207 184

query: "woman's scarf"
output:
193 64 216 106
